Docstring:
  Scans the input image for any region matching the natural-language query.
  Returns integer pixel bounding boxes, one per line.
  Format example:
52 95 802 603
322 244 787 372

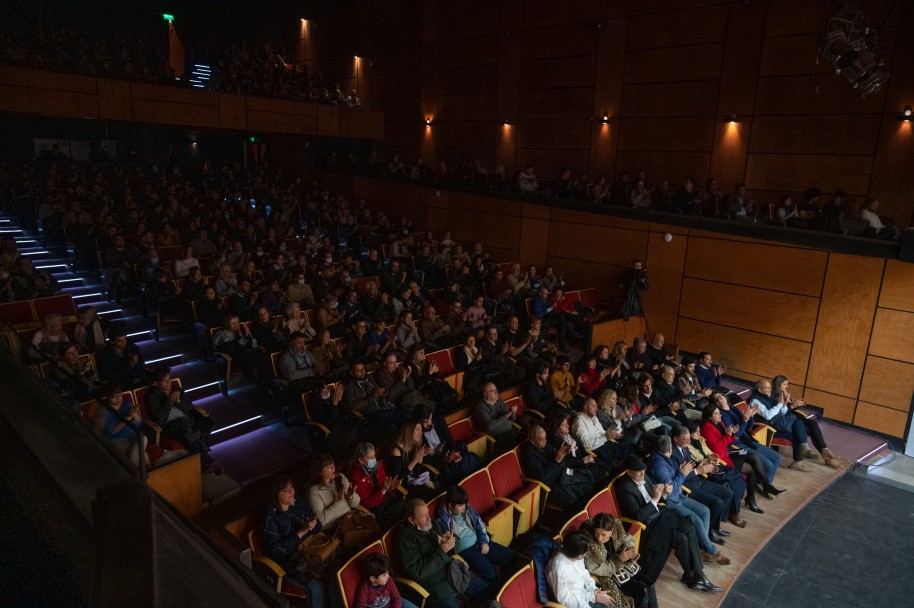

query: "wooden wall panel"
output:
520 56 597 91
683 237 827 297
518 88 594 119
522 0 601 30
765 0 828 36
131 98 219 128
96 79 131 121
625 5 728 49
593 18 627 123
437 121 497 148
717 1 768 116
802 388 857 424
754 75 885 115
879 260 914 312
437 94 498 121
748 115 882 155
858 356 914 411
708 121 750 193
676 318 810 382
621 82 720 117
806 254 884 398
547 222 649 268
591 316 647 351
521 24 599 59
678 277 819 342
618 117 715 152
218 94 246 130
623 44 724 84
853 401 910 438
317 104 340 136
869 309 914 363
516 119 592 150
643 229 687 340
745 154 873 196
438 4 503 40
146 454 202 518
867 121 914 228
437 64 499 96
518 218 551 270
759 34 819 77
437 35 501 67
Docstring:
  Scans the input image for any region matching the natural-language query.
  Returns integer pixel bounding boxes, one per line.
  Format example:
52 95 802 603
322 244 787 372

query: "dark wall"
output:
318 0 914 227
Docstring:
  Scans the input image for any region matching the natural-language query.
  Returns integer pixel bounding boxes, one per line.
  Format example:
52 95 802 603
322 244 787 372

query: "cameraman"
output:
619 260 649 320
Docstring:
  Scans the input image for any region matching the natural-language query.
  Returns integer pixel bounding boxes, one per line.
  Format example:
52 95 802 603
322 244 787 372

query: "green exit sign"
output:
163 13 174 21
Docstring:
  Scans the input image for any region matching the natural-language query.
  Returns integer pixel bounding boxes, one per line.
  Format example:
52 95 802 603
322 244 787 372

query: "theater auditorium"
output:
1 1 913 607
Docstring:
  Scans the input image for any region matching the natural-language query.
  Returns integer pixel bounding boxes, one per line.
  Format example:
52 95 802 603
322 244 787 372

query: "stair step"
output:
135 339 183 366
194 393 264 446
168 362 223 399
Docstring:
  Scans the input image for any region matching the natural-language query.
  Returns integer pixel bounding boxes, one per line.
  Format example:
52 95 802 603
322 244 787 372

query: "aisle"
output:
653 420 887 608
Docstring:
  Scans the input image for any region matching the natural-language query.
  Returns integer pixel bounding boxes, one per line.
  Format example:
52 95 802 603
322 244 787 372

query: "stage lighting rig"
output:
817 0 891 98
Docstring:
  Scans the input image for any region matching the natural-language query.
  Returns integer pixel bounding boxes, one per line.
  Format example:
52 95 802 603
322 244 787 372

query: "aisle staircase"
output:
1 215 311 487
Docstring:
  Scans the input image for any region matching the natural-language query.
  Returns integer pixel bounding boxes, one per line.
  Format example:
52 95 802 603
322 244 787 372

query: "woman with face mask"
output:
346 442 403 526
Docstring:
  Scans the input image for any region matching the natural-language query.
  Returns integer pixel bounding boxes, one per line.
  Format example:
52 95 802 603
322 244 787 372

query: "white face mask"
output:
297 279 305 285
320 391 331 400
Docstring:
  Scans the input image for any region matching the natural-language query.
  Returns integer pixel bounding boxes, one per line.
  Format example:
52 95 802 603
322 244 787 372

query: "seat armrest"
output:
392 576 430 600
304 421 330 436
620 517 646 531
494 496 525 513
194 407 209 417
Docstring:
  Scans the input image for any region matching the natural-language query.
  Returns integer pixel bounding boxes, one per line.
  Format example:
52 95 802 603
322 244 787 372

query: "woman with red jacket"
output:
700 402 782 511
576 355 611 397
347 442 402 525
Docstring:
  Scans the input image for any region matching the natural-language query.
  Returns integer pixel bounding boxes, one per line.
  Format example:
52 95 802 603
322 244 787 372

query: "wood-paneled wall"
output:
0 65 384 140
325 173 914 440
342 0 914 227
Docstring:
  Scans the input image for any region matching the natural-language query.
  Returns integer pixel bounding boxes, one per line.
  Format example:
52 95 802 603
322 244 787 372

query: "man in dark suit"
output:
521 425 596 510
615 455 723 593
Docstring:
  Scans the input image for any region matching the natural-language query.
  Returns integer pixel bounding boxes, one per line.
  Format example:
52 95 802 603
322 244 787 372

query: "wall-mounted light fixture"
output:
425 117 433 126
503 119 511 126
728 114 738 124
902 105 912 122
601 114 609 124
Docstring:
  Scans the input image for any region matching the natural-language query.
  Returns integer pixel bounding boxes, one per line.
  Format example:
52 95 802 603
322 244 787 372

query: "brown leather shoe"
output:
717 553 731 565
789 461 811 472
701 550 721 562
728 514 747 528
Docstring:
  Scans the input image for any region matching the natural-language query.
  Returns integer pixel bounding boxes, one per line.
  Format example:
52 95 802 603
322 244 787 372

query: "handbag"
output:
640 415 661 432
297 532 340 578
611 559 641 585
336 509 381 547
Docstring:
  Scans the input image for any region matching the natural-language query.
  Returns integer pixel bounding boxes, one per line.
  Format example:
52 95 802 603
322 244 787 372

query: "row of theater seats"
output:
221 422 648 607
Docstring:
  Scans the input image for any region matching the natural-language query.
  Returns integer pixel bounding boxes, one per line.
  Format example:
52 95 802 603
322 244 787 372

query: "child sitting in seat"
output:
353 553 418 608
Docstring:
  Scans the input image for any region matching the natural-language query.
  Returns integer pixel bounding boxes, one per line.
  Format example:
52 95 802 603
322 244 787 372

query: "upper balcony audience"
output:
0 20 360 105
